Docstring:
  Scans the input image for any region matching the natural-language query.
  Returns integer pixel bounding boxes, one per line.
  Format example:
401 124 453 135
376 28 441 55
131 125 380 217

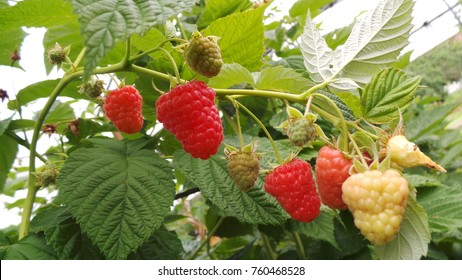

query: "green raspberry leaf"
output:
360 67 420 123
71 0 196 78
293 210 339 249
129 227 184 260
300 0 414 90
197 0 252 30
254 66 314 94
405 103 459 141
312 90 356 122
202 6 265 71
57 138 175 259
7 79 87 111
0 134 18 193
208 63 255 89
30 206 104 259
173 150 289 225
3 234 58 260
418 185 462 233
375 197 431 260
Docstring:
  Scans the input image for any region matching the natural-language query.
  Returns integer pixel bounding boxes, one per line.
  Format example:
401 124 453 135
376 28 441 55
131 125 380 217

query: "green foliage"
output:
8 79 87 111
3 234 57 260
419 186 462 234
407 36 462 99
30 207 104 259
202 6 265 71
197 0 252 30
1 0 461 261
360 68 420 123
293 211 338 249
375 197 431 260
0 0 76 68
173 150 288 225
57 139 176 259
0 134 18 192
300 0 414 90
72 0 196 78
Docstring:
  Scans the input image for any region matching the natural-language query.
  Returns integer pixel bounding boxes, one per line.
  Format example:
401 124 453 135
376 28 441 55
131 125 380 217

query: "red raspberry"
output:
315 146 352 209
264 158 321 222
156 81 224 159
103 85 143 134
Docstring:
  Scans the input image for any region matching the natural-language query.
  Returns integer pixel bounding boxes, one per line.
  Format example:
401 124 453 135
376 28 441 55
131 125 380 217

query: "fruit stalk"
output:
236 100 283 164
188 217 224 260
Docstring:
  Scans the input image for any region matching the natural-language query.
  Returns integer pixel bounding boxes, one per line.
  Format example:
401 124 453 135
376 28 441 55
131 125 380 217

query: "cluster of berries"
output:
103 31 225 159
99 30 445 247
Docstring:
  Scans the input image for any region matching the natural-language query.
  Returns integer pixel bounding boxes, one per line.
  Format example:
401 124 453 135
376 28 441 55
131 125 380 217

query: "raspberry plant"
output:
1 0 461 260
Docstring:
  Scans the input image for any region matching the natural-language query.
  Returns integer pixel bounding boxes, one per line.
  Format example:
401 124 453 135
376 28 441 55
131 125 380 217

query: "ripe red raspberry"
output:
342 169 409 245
264 158 321 222
315 146 352 209
103 85 143 134
156 81 224 159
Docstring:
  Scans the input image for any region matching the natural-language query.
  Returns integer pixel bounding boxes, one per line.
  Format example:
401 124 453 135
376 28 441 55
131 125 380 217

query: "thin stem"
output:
188 217 224 260
235 106 244 150
304 95 313 116
73 47 87 69
130 46 160 62
236 100 283 164
221 109 240 135
129 64 186 83
260 232 277 260
4 131 47 163
176 16 189 40
174 187 200 200
18 62 127 239
167 37 189 44
291 231 306 260
158 47 181 84
215 88 302 103
19 76 72 239
347 121 378 140
122 37 131 66
300 78 332 100
226 97 244 149
312 93 349 152
349 133 369 166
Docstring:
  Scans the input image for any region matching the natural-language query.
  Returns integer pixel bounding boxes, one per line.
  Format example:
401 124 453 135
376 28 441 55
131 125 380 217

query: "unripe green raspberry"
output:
227 152 260 192
285 118 316 146
184 32 223 78
79 79 105 98
48 43 70 66
35 164 59 188
342 169 409 245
